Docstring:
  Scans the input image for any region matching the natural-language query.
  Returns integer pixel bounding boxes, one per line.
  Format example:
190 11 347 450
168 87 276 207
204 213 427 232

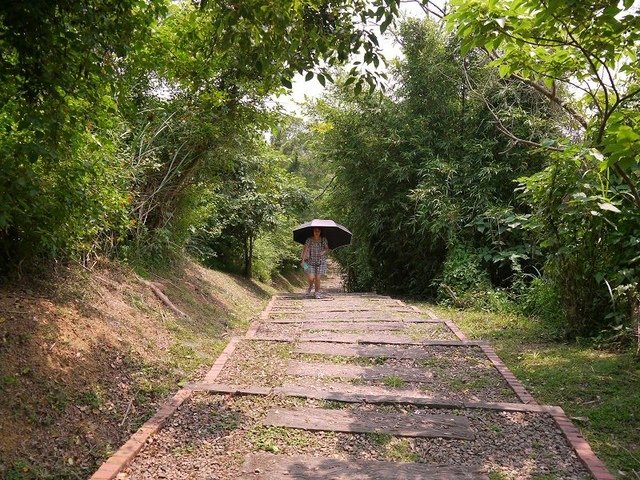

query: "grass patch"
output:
322 400 347 410
373 356 389 366
46 387 69 413
165 319 228 381
382 375 406 388
172 443 197 456
78 386 105 409
417 357 451 369
3 459 44 480
366 432 392 445
132 365 175 403
273 343 293 360
126 292 154 314
386 438 419 462
412 302 640 477
365 432 419 461
0 375 18 387
249 426 313 453
443 378 468 392
405 324 450 341
488 472 511 480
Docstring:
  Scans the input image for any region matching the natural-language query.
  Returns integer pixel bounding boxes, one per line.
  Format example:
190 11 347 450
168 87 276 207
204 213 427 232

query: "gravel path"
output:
115 291 602 479
124 393 591 479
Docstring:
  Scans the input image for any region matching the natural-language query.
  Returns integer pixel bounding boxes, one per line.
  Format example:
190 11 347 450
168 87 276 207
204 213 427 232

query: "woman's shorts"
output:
308 261 327 276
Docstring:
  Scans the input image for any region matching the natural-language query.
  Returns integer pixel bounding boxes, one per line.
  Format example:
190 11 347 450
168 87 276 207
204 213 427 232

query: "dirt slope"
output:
0 258 299 479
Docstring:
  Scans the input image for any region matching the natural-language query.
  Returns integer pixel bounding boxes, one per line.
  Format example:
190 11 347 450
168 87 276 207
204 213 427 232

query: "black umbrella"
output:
293 219 352 250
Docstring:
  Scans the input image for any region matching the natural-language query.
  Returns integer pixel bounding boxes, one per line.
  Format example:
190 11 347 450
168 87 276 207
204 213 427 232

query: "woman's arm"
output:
301 243 309 265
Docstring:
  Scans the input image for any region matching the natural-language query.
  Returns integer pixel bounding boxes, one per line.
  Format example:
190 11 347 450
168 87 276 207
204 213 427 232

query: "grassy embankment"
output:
0 257 302 479
410 302 640 478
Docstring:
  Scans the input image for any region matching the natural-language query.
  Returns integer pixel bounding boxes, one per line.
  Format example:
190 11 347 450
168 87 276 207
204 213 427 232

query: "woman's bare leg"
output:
306 275 315 294
314 275 321 295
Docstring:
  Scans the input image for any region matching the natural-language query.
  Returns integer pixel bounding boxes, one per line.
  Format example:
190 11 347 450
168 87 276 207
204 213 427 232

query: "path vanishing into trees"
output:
91 273 614 480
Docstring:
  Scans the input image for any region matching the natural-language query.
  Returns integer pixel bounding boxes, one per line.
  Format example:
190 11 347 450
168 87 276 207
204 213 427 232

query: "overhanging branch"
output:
461 61 565 152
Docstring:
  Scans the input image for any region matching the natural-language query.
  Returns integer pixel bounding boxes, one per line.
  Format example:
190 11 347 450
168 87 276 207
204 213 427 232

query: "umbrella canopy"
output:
293 219 352 250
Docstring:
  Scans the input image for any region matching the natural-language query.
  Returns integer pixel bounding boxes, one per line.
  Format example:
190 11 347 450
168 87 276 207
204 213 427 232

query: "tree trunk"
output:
243 234 254 278
247 234 254 278
243 235 249 277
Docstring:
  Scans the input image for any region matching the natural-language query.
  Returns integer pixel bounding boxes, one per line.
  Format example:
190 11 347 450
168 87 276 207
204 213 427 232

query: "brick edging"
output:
260 295 278 320
443 319 469 341
405 304 469 342
478 343 538 405
89 389 192 480
551 409 616 480
203 337 241 383
246 295 279 338
89 335 242 479
245 321 261 338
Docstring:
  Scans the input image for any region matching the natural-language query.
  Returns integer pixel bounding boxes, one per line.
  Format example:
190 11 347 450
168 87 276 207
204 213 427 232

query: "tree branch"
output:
144 281 188 318
617 86 640 106
511 73 589 129
481 49 589 129
549 12 616 143
613 164 640 210
462 62 565 152
401 0 446 18
314 173 338 200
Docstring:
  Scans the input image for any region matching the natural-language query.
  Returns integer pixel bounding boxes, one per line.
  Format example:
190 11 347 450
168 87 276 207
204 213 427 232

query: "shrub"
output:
438 245 491 303
520 276 567 338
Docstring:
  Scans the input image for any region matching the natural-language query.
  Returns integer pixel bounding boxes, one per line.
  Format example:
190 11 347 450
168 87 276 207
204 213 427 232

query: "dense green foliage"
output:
304 20 554 300
0 0 166 264
0 0 400 277
289 6 640 340
188 141 308 280
449 0 640 336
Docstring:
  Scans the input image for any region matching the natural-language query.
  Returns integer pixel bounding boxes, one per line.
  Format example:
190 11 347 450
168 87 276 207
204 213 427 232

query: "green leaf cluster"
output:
188 141 309 279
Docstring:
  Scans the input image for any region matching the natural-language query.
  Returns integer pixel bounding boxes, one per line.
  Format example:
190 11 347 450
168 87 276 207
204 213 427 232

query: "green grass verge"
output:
410 303 640 477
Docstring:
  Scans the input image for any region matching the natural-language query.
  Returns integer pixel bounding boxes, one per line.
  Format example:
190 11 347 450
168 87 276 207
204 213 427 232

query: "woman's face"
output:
312 227 321 238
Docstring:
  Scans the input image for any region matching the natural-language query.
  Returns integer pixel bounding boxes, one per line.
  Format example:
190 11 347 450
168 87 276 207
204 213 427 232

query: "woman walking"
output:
301 227 329 298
